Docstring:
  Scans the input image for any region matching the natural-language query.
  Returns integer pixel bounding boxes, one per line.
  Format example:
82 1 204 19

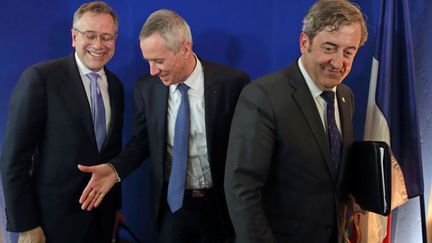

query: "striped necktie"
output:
86 72 106 152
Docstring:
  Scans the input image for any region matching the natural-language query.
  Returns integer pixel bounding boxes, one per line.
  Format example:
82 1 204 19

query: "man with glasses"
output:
0 2 123 242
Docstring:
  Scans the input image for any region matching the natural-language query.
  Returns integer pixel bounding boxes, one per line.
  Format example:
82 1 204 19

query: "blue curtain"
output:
0 0 429 242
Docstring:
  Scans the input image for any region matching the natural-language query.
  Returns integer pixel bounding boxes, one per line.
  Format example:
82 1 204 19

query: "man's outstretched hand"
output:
78 164 117 211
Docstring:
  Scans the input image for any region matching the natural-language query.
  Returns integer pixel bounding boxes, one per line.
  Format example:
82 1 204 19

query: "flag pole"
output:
419 193 427 243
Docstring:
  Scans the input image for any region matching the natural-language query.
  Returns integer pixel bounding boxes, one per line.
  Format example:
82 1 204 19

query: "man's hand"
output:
78 164 117 211
18 226 46 243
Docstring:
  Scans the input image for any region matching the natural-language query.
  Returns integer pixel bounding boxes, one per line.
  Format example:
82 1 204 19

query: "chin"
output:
89 66 104 72
324 77 343 86
161 80 172 86
85 61 105 71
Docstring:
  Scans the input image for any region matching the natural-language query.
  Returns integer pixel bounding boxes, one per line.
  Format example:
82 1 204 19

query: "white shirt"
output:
75 52 111 133
165 57 213 189
298 57 342 134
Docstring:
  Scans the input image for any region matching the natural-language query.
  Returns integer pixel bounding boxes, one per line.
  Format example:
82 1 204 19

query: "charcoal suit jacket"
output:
225 61 354 243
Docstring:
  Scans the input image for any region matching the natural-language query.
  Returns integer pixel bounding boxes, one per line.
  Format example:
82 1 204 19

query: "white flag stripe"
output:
364 58 390 144
358 57 408 243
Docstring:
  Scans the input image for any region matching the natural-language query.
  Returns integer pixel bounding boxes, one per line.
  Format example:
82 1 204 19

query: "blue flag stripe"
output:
375 0 424 198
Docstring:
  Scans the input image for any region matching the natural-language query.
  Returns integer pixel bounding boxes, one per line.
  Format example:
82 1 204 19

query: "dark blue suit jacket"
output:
0 54 124 242
110 59 249 234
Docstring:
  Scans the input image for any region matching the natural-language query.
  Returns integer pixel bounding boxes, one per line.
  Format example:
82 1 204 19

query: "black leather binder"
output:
349 141 392 216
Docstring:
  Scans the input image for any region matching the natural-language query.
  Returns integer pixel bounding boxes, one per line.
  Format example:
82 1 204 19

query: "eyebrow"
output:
145 58 164 62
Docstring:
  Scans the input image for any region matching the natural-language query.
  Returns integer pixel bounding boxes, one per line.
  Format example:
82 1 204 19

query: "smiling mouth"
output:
88 50 105 57
159 74 168 80
323 66 344 75
320 62 340 71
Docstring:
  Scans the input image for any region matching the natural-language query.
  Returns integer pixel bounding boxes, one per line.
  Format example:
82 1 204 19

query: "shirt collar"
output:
297 57 336 99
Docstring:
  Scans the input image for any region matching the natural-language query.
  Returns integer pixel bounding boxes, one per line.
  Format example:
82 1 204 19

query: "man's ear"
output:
71 29 77 48
299 32 310 55
181 41 192 58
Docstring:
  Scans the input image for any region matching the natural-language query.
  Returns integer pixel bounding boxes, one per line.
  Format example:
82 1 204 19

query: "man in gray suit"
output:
224 1 368 242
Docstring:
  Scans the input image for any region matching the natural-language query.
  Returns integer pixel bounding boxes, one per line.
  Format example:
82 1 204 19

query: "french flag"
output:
355 0 424 242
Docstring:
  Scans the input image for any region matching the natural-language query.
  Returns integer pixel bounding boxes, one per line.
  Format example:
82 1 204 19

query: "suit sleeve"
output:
0 67 46 232
224 83 276 243
110 80 150 178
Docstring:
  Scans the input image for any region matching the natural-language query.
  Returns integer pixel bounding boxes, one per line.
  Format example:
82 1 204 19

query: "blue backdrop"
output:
0 0 429 242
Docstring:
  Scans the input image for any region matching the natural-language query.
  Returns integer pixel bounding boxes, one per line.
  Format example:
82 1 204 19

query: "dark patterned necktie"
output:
167 83 190 213
86 73 106 152
321 91 342 167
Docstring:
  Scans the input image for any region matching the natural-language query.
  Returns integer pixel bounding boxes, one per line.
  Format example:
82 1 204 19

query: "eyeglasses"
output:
74 29 117 45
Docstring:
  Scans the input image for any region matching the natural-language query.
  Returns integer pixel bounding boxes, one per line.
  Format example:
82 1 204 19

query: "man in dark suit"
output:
224 1 368 242
78 9 249 243
0 2 123 242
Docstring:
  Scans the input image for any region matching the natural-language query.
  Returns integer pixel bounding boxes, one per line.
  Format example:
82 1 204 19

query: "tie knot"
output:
321 91 335 104
177 83 190 96
86 73 100 83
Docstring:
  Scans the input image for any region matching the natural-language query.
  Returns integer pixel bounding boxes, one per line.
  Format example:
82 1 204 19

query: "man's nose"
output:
331 51 344 70
149 63 160 76
91 35 104 48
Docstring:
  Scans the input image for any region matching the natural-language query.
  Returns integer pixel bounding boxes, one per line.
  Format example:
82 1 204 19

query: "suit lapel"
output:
336 88 352 184
63 55 97 147
155 79 170 162
288 65 337 183
102 71 119 152
202 61 217 165
337 89 351 151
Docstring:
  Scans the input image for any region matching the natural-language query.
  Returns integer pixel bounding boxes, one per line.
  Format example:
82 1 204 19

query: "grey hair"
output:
139 9 193 52
73 1 119 32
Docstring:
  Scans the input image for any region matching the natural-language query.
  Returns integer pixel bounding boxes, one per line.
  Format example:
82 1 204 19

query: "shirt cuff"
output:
106 163 121 183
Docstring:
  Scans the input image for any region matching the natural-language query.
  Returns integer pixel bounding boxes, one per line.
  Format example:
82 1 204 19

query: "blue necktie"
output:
86 73 106 152
167 83 190 213
321 91 342 167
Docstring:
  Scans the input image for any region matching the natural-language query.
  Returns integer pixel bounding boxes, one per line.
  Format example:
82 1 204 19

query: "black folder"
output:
349 141 392 216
